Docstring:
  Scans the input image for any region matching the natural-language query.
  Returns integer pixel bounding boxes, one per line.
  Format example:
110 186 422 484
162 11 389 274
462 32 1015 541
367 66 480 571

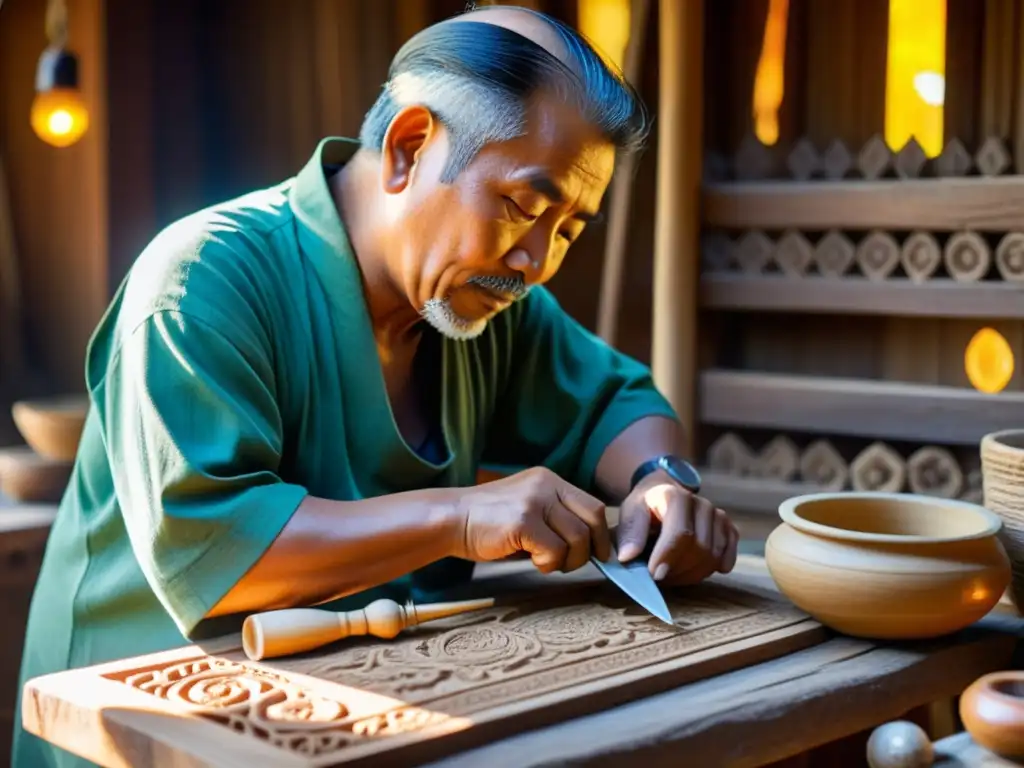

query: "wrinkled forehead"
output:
486 98 617 193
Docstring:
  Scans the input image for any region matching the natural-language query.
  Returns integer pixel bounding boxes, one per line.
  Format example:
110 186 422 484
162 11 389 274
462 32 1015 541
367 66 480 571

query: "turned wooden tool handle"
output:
242 597 495 661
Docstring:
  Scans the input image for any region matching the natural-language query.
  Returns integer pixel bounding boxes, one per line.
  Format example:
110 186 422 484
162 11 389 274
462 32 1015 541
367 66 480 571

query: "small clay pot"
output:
766 492 1011 639
960 670 1024 759
11 394 88 462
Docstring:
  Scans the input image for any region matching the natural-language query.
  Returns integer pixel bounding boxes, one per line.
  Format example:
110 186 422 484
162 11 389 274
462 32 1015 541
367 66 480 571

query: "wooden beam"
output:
701 471 822 516
700 274 1024 319
698 369 1024 445
703 177 1024 231
652 0 703 457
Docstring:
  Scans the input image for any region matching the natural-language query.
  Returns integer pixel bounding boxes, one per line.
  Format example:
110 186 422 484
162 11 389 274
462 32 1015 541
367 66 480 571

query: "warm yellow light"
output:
30 87 89 148
577 0 631 72
885 0 946 157
752 0 788 146
965 327 1014 394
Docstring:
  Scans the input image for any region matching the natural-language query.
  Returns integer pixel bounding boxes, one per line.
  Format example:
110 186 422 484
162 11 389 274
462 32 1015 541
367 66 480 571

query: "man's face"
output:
378 95 615 340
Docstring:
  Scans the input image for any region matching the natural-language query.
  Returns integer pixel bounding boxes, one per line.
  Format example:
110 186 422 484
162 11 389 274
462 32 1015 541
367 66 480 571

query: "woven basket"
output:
980 429 1024 613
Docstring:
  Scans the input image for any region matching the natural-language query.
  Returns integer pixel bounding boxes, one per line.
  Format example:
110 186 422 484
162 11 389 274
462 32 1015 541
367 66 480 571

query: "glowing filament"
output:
752 0 789 146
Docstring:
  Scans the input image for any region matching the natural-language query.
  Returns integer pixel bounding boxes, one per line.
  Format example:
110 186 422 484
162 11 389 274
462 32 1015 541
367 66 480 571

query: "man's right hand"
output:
451 466 612 573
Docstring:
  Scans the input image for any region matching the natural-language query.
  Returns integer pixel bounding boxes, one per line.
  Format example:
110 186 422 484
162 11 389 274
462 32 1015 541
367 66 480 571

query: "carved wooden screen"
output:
695 0 1023 537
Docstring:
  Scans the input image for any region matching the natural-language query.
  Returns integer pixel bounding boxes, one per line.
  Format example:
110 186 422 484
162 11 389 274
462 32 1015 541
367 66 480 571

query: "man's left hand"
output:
615 471 739 584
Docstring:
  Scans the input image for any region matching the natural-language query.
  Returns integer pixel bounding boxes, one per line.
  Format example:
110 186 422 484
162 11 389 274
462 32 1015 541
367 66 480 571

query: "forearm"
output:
593 414 688 503
208 487 462 618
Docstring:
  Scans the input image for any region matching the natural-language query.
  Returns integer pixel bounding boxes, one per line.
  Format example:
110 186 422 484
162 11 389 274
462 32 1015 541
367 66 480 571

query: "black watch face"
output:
660 456 702 490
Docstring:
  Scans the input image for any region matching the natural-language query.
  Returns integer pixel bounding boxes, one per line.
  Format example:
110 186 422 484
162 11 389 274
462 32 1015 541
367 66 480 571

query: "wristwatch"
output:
630 454 702 494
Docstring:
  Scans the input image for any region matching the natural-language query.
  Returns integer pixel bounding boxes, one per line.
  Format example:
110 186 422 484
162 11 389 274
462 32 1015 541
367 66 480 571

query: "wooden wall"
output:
0 0 109 401
696 0 1024 529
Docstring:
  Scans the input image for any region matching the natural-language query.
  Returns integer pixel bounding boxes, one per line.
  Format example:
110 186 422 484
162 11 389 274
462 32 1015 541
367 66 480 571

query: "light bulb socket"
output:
35 46 79 92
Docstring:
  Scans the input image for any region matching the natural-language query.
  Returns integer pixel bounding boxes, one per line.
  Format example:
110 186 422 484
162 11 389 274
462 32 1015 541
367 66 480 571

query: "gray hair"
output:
358 6 649 182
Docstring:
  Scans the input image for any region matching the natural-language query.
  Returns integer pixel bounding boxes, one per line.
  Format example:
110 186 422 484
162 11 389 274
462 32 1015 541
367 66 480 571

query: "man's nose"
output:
504 247 547 284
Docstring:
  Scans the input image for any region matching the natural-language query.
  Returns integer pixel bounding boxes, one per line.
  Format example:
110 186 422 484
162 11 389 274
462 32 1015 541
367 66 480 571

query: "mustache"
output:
466 274 528 298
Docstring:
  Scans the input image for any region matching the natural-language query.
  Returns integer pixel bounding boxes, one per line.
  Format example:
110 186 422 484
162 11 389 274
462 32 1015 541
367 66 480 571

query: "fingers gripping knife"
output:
591 543 674 625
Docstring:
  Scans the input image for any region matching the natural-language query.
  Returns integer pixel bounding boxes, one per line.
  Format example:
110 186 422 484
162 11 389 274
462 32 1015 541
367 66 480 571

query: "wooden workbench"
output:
20 556 1023 768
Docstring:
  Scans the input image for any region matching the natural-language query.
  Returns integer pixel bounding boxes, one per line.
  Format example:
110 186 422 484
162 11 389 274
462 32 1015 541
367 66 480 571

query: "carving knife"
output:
591 545 674 625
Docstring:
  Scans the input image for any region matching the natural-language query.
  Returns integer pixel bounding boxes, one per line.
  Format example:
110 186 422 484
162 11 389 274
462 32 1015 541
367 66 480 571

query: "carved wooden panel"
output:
24 582 823 767
711 134 1016 182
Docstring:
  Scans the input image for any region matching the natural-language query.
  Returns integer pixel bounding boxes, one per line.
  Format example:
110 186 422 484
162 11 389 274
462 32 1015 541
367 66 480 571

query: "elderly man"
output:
14 4 738 766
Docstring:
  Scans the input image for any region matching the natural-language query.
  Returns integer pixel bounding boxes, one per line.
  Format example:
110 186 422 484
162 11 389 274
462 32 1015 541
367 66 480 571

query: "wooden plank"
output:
702 471 823 516
22 569 825 768
421 627 1018 768
703 177 1024 231
700 274 1024 318
698 369 1024 445
0 502 58 533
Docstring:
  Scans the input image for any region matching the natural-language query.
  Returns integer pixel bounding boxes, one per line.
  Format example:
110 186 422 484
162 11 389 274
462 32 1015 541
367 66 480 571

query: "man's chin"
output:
421 298 490 341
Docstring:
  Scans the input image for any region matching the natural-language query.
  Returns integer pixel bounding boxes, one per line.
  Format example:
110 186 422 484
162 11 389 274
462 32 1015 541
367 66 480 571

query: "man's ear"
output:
380 105 438 194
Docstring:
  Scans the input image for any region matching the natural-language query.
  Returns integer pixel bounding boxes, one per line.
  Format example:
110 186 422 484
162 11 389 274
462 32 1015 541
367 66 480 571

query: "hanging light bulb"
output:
30 0 89 148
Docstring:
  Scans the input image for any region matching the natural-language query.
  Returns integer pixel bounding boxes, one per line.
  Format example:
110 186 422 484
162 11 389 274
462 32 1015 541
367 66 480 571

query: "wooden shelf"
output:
698 369 1024 446
702 177 1024 232
701 470 822 516
699 274 1024 318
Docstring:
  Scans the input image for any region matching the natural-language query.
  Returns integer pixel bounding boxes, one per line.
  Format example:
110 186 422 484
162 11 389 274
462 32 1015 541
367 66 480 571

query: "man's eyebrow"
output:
528 175 604 224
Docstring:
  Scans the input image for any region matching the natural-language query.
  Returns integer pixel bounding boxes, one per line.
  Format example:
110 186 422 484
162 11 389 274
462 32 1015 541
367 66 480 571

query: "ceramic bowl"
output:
0 446 73 503
960 670 1024 759
11 394 88 462
765 491 1010 639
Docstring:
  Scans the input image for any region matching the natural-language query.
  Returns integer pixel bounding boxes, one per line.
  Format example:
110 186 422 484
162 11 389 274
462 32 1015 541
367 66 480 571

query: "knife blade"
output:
591 545 674 625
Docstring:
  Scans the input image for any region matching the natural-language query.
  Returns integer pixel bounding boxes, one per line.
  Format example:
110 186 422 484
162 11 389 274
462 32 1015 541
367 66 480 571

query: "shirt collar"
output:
289 136 362 257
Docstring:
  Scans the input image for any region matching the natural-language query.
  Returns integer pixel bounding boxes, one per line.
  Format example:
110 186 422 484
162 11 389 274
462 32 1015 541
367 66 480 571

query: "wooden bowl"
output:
960 670 1024 759
11 395 89 462
0 446 73 503
980 429 1024 613
765 492 1010 639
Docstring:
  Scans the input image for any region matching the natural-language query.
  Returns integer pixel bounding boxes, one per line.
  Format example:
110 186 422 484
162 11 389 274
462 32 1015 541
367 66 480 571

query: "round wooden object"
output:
944 231 991 283
11 395 88 462
754 435 800 481
856 230 901 281
980 430 1024 611
906 446 963 498
959 671 1024 759
994 232 1024 282
735 230 774 273
774 230 814 277
900 231 941 283
866 720 934 768
815 230 855 277
701 232 735 273
706 433 755 476
799 439 849 491
851 442 906 493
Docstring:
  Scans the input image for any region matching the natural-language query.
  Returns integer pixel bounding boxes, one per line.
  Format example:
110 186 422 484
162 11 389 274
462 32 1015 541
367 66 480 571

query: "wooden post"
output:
596 0 651 345
651 0 703 458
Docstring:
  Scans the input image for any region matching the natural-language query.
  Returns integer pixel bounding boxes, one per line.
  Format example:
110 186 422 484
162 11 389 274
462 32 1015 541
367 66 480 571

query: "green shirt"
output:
13 138 675 767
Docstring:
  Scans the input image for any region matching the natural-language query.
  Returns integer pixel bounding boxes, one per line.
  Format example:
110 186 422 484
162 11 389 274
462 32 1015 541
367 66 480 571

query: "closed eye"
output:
502 196 537 223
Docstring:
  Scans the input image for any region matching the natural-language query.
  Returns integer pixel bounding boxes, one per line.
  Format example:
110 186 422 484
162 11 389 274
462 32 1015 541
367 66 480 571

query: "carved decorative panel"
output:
95 584 820 765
